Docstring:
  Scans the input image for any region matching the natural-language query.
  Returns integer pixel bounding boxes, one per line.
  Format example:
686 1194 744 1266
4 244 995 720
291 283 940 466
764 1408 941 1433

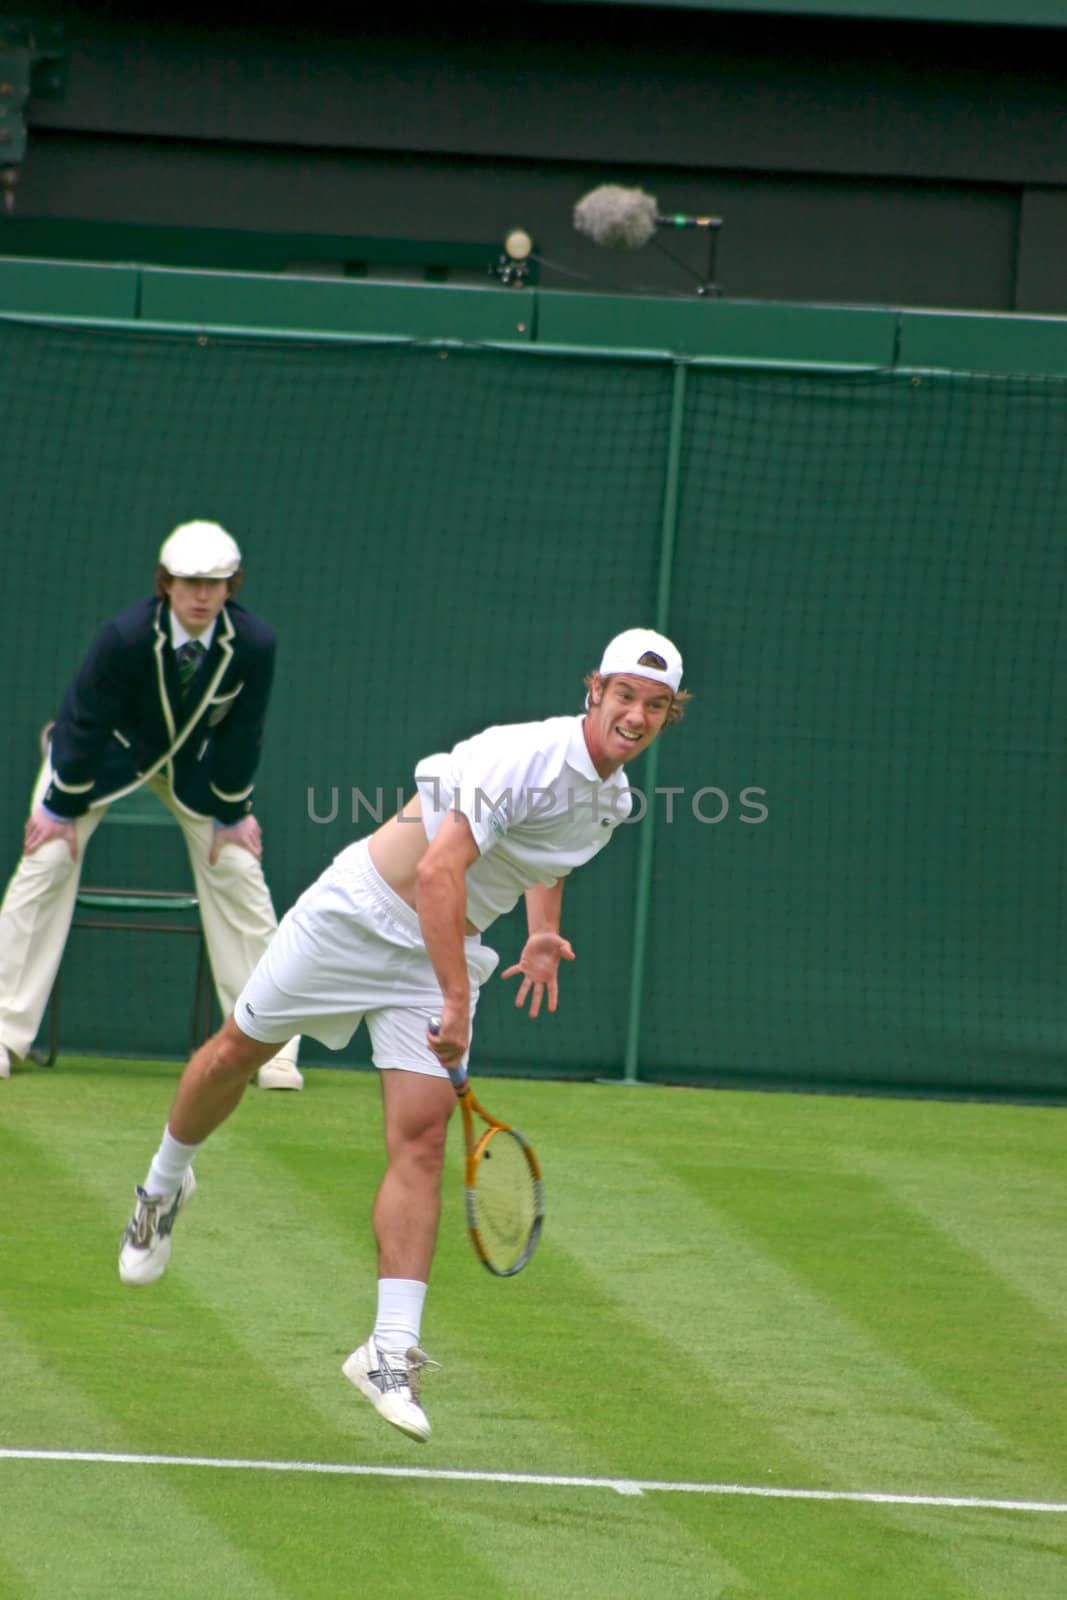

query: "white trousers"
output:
0 758 300 1066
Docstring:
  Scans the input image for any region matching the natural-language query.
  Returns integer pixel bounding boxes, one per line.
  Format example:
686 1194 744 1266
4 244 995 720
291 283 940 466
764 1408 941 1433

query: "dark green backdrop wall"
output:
0 315 1063 1098
13 4 1067 314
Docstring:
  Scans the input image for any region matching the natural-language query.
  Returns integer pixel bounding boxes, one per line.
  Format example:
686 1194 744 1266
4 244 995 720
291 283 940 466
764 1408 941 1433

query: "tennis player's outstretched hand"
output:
502 931 576 1018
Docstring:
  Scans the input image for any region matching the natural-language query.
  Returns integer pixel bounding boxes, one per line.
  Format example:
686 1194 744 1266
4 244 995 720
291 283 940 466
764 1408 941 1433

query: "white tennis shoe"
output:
118 1169 196 1285
342 1338 439 1443
256 1059 304 1090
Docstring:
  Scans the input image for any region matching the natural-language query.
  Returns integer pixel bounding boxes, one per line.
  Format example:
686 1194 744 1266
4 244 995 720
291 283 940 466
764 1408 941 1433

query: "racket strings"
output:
472 1130 537 1269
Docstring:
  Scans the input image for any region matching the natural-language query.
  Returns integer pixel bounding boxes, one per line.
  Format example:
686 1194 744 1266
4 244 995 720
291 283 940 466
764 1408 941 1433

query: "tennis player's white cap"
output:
598 627 683 692
159 520 242 579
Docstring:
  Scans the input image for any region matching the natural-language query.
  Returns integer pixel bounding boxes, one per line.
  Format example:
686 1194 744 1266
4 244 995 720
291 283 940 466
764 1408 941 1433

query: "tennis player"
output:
118 627 687 1441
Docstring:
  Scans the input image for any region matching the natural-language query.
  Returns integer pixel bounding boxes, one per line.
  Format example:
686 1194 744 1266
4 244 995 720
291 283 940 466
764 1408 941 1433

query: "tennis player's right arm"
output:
414 811 480 1068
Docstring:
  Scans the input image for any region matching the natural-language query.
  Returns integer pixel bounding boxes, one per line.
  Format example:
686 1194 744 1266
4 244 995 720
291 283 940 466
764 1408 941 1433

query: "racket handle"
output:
428 1015 469 1093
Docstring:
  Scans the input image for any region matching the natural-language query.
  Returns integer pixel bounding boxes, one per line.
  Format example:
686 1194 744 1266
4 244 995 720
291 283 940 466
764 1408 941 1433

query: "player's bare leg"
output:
373 1068 456 1279
168 1015 279 1144
118 1017 278 1285
343 1069 455 1442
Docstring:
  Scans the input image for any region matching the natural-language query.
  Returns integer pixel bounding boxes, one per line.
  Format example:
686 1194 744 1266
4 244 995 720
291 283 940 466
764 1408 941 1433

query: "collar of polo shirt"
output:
566 716 603 783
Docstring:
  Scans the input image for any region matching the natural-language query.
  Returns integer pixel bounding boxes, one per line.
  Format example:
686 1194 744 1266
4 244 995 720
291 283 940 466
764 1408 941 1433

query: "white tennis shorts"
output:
234 838 499 1077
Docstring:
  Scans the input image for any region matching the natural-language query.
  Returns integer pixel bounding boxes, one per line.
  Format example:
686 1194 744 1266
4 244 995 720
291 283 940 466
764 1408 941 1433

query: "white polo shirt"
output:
415 715 633 932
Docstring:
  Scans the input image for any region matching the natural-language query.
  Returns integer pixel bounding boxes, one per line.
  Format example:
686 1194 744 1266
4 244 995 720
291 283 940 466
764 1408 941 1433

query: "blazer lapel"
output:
153 601 177 743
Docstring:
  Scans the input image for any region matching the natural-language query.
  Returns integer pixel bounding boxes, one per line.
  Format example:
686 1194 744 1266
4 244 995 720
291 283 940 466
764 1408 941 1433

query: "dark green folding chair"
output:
39 784 214 1065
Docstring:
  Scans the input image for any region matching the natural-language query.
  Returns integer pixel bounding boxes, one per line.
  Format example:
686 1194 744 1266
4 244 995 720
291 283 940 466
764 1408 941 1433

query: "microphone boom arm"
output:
655 214 723 297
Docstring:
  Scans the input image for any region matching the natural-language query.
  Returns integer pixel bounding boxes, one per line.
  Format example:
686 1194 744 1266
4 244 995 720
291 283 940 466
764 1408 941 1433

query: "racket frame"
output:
450 1067 545 1277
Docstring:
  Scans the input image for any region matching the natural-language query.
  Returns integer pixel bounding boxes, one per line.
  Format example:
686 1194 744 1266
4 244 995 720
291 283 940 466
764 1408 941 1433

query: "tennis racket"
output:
430 1019 545 1277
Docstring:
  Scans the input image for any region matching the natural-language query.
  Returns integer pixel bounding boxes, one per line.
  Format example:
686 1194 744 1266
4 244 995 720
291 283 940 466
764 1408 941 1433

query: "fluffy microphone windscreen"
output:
573 185 659 251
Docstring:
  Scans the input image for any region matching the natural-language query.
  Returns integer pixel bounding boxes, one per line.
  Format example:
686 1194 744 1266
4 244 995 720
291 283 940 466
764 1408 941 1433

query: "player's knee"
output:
402 1116 449 1175
205 1021 264 1081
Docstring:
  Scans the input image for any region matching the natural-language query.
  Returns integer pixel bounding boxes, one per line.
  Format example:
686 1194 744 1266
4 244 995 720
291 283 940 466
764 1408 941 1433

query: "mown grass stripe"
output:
853 1147 1067 1329
698 1163 1067 1476
551 1148 1023 1490
0 1328 294 1600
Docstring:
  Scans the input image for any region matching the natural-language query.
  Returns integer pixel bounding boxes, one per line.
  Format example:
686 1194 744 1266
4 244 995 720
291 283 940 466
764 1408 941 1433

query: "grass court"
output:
2 1059 1065 1598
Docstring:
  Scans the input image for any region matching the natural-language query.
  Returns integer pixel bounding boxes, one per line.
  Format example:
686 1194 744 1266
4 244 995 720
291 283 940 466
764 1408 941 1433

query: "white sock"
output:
373 1278 427 1354
143 1127 200 1198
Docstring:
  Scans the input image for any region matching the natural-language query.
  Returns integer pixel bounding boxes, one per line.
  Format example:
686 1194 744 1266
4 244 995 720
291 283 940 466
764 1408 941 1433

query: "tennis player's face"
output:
167 577 229 635
584 673 673 776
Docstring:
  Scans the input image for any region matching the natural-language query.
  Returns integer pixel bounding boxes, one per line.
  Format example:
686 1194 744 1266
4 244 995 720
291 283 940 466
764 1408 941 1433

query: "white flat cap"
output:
159 520 242 579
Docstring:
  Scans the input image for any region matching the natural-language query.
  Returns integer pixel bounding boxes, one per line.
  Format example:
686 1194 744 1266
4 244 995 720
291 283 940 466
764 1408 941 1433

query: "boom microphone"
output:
573 184 658 251
573 185 723 252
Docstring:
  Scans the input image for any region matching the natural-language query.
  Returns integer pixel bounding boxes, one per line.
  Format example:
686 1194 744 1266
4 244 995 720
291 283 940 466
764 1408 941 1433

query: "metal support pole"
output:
621 360 688 1084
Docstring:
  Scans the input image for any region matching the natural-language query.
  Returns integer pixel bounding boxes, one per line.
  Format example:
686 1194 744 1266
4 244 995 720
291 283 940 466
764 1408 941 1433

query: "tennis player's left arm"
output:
525 880 564 938
501 880 575 1017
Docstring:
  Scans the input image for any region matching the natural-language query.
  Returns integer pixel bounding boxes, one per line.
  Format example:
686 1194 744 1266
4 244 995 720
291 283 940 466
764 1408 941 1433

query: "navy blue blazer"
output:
43 597 277 826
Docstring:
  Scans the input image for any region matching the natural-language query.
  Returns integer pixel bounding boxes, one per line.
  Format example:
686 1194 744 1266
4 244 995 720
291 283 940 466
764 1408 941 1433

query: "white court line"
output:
1 1449 1065 1513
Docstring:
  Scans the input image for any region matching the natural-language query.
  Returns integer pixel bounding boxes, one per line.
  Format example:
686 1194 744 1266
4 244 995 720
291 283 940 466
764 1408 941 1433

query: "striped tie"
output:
175 639 206 701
